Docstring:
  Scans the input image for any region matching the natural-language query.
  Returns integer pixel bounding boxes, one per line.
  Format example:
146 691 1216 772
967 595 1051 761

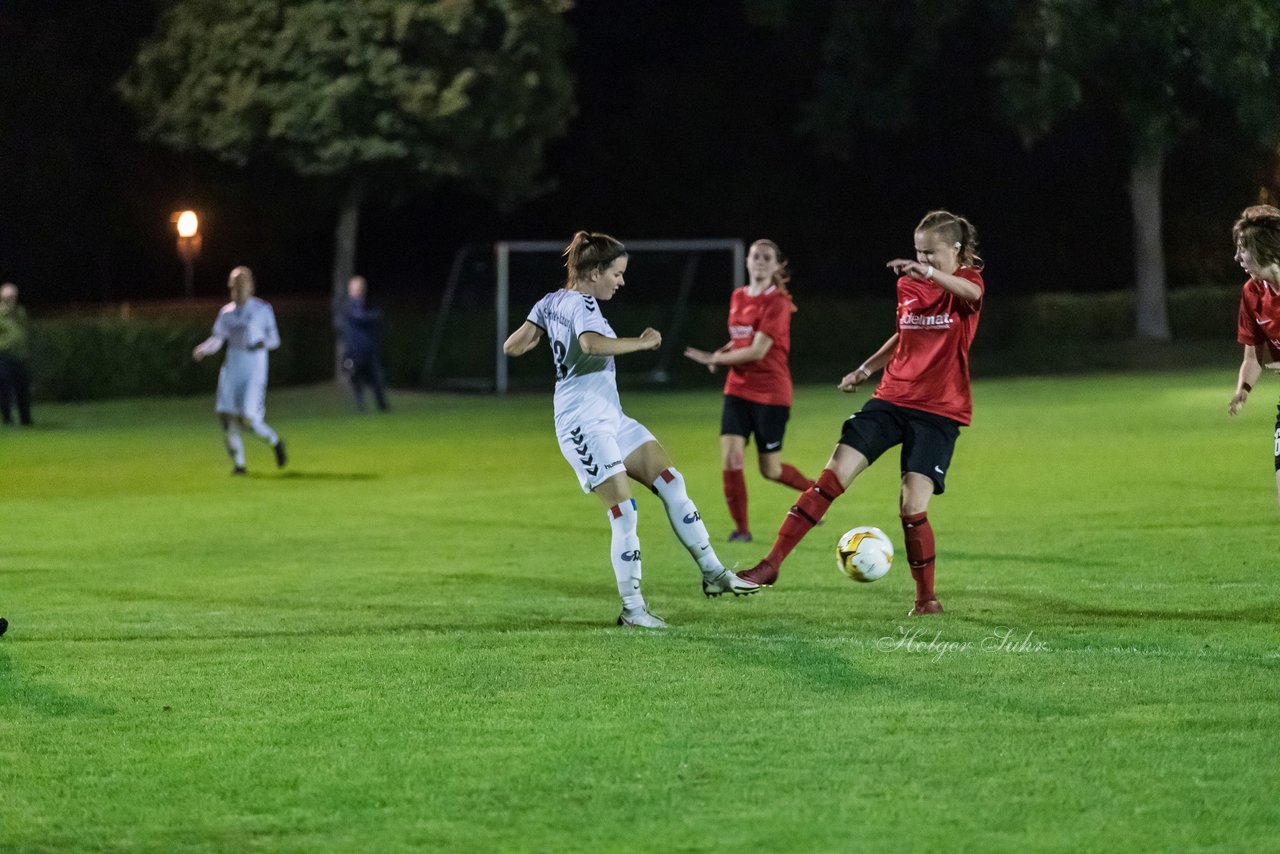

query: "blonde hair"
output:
562 231 627 288
917 210 983 271
1233 205 1280 269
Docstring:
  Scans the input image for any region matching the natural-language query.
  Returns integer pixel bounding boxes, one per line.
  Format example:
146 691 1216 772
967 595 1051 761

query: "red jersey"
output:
722 285 795 406
874 266 984 425
1236 277 1280 361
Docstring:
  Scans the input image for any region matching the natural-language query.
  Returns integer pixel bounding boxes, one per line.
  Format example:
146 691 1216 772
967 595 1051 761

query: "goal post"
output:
427 239 747 396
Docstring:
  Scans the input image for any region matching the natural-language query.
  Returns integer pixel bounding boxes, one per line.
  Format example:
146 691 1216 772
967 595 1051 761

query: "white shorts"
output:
216 360 268 421
557 413 656 493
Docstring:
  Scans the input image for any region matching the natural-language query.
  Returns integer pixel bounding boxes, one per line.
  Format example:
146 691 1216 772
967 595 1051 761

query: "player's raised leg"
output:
624 439 759 597
739 443 867 586
759 451 814 493
241 376 286 468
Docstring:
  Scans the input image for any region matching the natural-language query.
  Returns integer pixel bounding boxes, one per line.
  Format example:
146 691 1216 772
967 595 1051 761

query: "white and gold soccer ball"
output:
835 526 894 582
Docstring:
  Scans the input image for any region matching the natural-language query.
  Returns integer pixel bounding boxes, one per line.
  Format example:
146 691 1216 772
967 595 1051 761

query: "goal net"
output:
422 239 745 393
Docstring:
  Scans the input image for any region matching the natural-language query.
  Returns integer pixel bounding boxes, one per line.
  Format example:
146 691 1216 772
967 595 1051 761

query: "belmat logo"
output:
899 312 953 330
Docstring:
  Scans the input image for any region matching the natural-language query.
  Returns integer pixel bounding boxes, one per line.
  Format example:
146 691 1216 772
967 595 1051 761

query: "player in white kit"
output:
192 266 287 475
503 231 759 628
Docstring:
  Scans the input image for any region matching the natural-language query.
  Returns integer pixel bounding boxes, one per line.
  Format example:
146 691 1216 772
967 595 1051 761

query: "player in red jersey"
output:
683 239 814 543
739 211 984 616
1226 204 1280 505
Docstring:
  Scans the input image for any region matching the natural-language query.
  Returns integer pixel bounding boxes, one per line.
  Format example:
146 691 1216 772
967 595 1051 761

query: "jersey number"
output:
552 340 568 380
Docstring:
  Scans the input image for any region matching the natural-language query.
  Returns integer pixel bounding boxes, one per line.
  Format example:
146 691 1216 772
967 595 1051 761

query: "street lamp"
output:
173 210 202 299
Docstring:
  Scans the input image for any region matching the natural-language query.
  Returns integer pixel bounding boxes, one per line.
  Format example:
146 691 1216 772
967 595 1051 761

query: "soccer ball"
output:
836 526 894 582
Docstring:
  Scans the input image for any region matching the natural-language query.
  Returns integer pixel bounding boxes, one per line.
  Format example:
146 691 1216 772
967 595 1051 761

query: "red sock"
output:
901 512 936 599
722 469 749 534
774 463 814 492
765 468 845 567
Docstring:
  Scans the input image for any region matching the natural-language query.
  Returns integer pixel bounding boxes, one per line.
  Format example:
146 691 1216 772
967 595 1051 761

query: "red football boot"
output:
908 596 944 617
737 558 779 587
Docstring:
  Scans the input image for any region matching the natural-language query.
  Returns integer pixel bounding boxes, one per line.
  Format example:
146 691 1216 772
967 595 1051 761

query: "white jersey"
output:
212 297 280 354
206 297 279 419
526 289 656 492
527 289 622 428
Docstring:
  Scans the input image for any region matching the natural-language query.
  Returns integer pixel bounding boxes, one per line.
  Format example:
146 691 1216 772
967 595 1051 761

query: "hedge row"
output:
29 301 336 401
23 286 1243 401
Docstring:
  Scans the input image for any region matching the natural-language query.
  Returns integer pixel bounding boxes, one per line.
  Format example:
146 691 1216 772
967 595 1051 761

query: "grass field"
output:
2 370 1278 853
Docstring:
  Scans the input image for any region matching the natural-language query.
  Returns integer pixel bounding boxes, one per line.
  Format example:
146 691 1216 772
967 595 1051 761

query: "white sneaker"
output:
701 567 761 598
617 607 669 628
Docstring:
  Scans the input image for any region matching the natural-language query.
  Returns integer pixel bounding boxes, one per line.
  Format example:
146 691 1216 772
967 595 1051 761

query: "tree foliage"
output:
760 0 1280 339
997 0 1280 153
119 0 575 205
120 0 573 377
995 0 1280 339
764 0 1015 151
120 0 576 203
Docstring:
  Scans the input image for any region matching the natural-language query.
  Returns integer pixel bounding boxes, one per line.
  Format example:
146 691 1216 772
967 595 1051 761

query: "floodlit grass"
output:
2 371 1278 852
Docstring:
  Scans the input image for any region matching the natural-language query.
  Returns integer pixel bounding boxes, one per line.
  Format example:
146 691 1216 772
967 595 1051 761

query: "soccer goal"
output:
422 239 746 393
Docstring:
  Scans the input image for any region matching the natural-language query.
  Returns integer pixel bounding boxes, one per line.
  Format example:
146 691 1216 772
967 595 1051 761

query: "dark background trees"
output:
118 0 575 314
1 0 1277 315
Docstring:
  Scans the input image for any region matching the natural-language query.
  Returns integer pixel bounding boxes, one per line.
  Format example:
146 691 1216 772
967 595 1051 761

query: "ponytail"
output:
563 231 627 288
916 210 984 271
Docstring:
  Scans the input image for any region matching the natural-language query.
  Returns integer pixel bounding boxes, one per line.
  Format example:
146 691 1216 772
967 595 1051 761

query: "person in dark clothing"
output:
0 282 34 426
340 275 390 412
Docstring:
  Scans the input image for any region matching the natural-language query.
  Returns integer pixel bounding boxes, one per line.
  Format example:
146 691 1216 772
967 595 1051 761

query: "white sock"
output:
224 424 245 467
248 419 279 446
651 467 722 574
608 500 645 612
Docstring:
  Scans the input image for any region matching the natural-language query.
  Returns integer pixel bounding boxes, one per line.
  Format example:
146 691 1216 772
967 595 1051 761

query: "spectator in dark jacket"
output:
340 275 390 412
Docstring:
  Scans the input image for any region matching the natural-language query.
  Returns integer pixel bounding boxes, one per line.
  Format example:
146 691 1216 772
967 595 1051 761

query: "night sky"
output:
0 0 1273 306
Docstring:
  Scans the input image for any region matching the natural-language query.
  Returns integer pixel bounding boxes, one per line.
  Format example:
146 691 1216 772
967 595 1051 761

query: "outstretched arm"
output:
580 328 662 356
192 335 225 362
503 321 544 357
838 333 899 392
685 332 772 373
886 259 982 302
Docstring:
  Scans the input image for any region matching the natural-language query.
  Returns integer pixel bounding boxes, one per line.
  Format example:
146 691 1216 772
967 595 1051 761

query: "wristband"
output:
925 265 935 280
1242 382 1253 393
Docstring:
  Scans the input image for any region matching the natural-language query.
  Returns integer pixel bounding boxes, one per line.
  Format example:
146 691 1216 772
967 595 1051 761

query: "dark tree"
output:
119 0 575 328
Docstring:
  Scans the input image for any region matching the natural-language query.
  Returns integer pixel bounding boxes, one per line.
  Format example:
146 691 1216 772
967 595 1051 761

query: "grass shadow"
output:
267 471 381 481
0 649 116 717
996 590 1280 624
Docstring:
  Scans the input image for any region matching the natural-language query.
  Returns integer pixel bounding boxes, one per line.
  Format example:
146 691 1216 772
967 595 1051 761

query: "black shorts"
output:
838 398 962 494
721 394 791 453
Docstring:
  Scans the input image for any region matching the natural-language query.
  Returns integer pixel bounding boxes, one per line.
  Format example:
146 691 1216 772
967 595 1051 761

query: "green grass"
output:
2 371 1278 853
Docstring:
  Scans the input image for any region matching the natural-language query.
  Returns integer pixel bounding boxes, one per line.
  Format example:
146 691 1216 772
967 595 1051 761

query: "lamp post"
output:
173 210 202 299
